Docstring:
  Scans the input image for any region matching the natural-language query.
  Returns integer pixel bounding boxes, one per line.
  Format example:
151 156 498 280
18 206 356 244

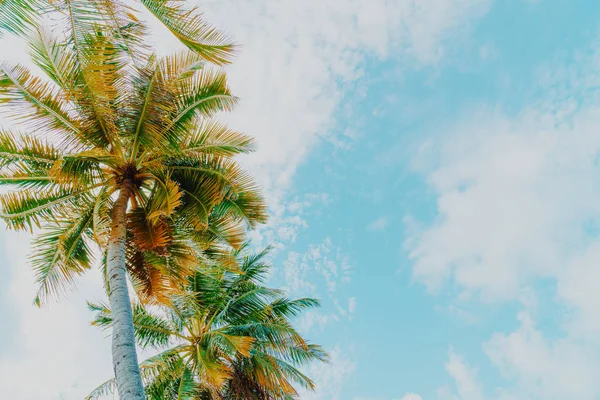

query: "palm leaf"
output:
162 68 237 142
28 27 80 91
183 118 256 157
0 129 58 170
0 63 82 141
140 0 236 65
32 205 95 305
0 0 40 36
0 186 96 230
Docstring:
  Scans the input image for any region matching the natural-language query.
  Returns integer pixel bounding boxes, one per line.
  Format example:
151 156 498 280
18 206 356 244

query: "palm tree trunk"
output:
107 184 145 400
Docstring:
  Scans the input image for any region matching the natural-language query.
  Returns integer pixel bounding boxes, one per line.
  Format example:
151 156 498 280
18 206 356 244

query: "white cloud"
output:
298 346 357 400
284 237 352 297
284 237 355 335
408 104 600 300
444 348 484 400
248 192 330 253
368 216 390 231
348 297 358 316
149 0 493 194
557 240 600 338
484 311 600 400
0 231 113 399
399 393 424 400
437 311 600 400
407 31 600 400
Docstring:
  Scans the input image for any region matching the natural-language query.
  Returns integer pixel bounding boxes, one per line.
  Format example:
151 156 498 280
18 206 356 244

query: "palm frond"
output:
0 63 82 142
183 118 256 157
140 0 236 65
161 68 237 142
0 0 40 36
126 221 197 305
92 185 114 247
0 186 96 230
158 51 206 83
85 376 117 400
144 173 182 222
176 367 199 400
0 129 59 170
89 300 176 348
32 205 94 305
94 0 149 63
269 297 321 319
77 28 127 151
28 27 80 91
194 213 246 250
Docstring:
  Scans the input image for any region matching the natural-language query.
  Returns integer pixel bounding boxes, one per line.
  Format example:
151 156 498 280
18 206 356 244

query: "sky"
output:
2 0 600 399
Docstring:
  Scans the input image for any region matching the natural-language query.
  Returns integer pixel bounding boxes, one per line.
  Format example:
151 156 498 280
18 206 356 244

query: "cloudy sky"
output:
2 0 600 399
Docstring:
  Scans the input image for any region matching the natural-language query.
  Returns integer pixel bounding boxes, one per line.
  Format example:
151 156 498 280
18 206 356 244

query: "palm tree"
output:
0 0 236 65
87 247 328 400
0 20 265 400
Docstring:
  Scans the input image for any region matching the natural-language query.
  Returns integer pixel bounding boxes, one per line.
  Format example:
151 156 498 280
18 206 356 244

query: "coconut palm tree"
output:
0 0 235 65
0 21 265 400
87 247 328 400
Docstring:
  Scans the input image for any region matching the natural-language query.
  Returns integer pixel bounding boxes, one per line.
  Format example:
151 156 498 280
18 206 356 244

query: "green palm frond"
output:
175 367 199 400
0 0 40 36
210 186 268 229
93 0 149 62
183 119 256 157
85 376 117 400
144 173 182 222
194 212 247 250
140 0 236 65
127 57 169 158
269 297 321 319
77 29 127 151
90 300 177 348
158 51 206 83
0 129 59 168
0 186 96 230
28 27 80 91
92 186 113 246
32 205 95 305
0 63 82 139
162 68 237 143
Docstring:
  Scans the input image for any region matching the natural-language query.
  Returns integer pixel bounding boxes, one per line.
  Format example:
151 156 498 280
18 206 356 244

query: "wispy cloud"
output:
368 216 390 231
407 27 600 400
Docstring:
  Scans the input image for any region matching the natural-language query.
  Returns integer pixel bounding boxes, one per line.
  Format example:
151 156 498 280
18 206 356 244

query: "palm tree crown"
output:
88 246 328 400
0 26 265 304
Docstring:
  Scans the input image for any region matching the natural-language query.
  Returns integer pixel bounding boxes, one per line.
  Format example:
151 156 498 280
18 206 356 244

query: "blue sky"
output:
2 0 600 399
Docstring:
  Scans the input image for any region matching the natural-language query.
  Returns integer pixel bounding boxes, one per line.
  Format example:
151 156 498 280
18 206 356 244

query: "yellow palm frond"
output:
145 174 182 222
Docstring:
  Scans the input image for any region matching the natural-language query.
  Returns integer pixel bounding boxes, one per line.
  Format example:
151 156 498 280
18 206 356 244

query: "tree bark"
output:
106 184 145 400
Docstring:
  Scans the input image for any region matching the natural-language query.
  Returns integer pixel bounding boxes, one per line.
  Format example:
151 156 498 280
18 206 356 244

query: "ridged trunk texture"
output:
106 185 145 399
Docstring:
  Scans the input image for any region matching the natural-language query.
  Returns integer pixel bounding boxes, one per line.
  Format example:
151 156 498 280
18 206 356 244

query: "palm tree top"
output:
88 246 329 400
0 10 267 305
